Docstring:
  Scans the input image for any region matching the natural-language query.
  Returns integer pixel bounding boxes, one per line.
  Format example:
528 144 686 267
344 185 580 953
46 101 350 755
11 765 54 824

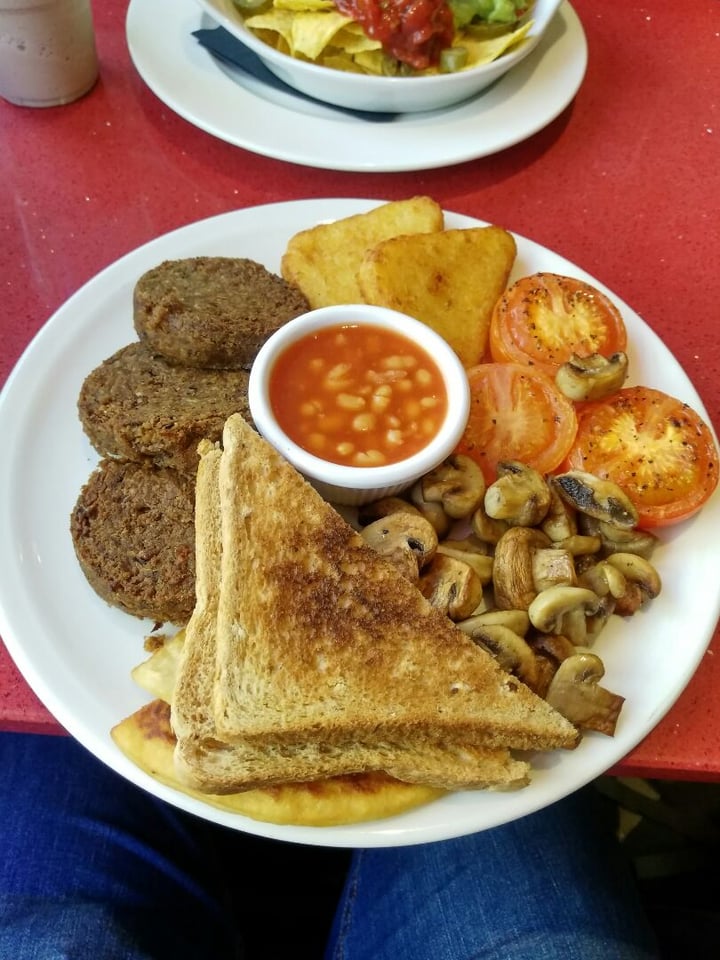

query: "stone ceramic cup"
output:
0 0 98 107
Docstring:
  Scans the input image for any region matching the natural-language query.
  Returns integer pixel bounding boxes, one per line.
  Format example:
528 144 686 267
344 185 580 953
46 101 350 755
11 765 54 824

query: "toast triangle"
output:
210 415 579 757
171 440 535 793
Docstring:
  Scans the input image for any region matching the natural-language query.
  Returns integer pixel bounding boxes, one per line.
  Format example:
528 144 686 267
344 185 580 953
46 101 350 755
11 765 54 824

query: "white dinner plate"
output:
125 0 587 172
1 199 719 849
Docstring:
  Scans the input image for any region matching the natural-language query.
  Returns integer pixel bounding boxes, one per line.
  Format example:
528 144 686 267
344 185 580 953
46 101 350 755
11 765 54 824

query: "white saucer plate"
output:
126 0 587 172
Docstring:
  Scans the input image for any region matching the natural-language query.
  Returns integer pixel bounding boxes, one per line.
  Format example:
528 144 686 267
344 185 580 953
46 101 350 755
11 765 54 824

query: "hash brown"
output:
358 226 517 367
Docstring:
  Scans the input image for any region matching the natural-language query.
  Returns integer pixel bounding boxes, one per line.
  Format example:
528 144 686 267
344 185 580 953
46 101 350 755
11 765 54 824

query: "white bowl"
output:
248 304 470 506
194 0 562 114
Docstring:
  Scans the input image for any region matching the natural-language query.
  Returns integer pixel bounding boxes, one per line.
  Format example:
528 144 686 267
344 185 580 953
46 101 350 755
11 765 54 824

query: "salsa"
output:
334 0 455 69
269 323 448 467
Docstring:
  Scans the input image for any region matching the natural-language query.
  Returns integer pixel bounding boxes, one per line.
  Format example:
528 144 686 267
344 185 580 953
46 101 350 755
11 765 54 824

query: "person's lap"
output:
0 732 660 959
326 787 660 960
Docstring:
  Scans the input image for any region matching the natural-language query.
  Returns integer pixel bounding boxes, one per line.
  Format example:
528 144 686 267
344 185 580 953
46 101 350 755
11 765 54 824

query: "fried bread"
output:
113 699 445 826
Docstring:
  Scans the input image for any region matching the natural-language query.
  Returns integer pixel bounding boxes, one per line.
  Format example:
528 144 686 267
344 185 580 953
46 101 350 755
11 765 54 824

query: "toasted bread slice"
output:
206 415 578 761
171 441 533 794
280 197 444 308
358 226 517 367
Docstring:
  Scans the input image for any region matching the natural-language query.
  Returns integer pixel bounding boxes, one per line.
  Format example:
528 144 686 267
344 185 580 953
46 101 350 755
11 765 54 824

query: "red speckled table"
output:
1 0 719 779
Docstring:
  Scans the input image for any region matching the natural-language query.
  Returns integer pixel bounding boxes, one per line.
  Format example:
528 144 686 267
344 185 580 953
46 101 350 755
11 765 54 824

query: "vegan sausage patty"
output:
70 458 196 625
78 341 251 475
133 257 310 370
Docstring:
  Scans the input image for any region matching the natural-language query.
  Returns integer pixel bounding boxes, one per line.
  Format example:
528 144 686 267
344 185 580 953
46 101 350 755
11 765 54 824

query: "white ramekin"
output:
248 304 470 506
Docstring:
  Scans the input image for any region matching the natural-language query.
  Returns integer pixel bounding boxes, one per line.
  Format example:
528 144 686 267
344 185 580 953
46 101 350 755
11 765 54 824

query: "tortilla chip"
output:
112 700 444 827
243 0 533 75
352 49 388 75
331 23 382 54
246 9 352 60
275 0 335 10
462 21 533 69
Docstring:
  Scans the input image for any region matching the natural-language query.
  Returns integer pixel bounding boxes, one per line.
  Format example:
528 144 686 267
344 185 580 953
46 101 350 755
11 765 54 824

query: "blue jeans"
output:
0 733 659 959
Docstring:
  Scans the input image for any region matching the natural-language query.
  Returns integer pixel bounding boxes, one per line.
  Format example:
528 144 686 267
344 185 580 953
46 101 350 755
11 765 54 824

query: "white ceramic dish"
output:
125 0 587 172
1 199 719 849
192 0 561 113
248 304 471 505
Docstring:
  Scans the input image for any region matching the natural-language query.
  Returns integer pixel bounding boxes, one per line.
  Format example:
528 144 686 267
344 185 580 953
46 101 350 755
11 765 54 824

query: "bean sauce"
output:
269 323 448 467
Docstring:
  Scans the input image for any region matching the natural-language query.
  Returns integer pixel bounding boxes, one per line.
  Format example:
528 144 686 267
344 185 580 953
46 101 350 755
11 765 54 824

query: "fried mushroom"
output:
545 653 625 736
436 537 494 585
552 470 639 530
409 479 452 538
528 585 601 646
458 622 539 690
555 352 629 402
578 514 659 560
419 554 484 621
471 503 510 546
360 513 438 582
605 552 662 615
492 527 553 611
421 454 486 520
484 461 552 527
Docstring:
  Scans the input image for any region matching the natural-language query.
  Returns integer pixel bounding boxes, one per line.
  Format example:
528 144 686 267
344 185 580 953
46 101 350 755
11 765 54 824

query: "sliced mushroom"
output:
541 486 578 542
484 461 552 527
585 593 617 642
492 527 552 610
555 352 629 402
578 559 627 600
552 470 639 530
361 513 438 581
419 554 484 621
471 503 510 545
527 633 578 699
436 538 494 585
605 552 661 615
551 534 602 557
578 514 659 560
458 609 531 637
545 653 625 736
459 622 539 690
531 547 576 593
357 497 421 526
421 455 486 520
528 584 601 646
409 479 452 538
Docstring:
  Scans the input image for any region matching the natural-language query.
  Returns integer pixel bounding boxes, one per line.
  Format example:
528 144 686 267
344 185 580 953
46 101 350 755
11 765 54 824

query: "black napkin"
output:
193 26 398 122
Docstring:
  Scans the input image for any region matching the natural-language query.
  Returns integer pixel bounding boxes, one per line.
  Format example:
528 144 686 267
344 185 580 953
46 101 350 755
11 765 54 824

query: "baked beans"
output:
268 323 448 467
